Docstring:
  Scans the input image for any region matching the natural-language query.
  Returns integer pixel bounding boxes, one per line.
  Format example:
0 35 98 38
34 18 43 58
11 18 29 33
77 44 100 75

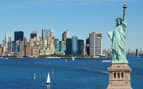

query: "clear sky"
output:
0 0 142 50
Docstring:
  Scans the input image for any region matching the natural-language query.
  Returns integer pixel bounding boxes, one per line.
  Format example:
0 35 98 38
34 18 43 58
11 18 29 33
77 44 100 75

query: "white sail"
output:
46 73 51 84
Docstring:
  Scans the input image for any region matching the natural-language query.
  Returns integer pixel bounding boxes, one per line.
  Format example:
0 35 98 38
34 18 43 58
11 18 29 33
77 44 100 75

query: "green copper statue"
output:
108 3 128 64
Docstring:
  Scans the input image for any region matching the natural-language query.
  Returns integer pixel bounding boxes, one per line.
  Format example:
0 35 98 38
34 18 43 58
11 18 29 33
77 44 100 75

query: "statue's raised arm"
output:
123 2 127 21
122 2 127 28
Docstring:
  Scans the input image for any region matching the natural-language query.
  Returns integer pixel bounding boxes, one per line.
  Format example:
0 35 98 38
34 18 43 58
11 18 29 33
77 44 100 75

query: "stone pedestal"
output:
107 63 132 89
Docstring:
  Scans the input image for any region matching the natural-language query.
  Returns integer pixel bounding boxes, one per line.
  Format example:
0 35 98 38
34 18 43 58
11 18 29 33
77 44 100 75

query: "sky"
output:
0 0 143 50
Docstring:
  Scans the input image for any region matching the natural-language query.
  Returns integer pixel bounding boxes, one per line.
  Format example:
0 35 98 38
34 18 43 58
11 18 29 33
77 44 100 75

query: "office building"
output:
89 32 102 57
14 31 24 42
14 40 24 57
23 38 28 57
72 36 78 55
31 46 40 57
54 39 60 53
25 44 32 57
95 33 102 55
59 41 66 54
66 38 72 55
62 31 70 44
55 40 65 55
42 29 52 41
7 33 13 55
0 45 3 56
78 39 85 55
86 38 90 55
30 31 37 39
7 41 13 56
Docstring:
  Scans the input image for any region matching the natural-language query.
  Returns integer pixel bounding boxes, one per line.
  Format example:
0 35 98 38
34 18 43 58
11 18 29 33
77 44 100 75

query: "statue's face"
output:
116 18 122 26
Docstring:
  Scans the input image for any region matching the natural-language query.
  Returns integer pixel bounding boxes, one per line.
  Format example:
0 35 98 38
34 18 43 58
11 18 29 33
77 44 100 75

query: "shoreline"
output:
0 56 109 59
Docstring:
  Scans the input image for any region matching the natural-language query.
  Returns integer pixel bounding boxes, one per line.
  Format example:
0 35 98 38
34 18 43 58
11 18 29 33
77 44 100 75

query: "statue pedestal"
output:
107 63 132 89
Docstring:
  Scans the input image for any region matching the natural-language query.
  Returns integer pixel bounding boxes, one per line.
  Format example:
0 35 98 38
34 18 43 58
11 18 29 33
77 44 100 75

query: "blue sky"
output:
0 0 143 50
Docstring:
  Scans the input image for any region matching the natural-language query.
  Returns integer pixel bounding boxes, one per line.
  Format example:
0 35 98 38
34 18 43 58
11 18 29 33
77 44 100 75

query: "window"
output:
118 72 120 78
114 72 116 78
121 72 124 78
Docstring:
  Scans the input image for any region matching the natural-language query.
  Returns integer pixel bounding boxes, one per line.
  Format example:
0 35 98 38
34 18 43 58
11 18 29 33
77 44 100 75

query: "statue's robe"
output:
108 20 128 63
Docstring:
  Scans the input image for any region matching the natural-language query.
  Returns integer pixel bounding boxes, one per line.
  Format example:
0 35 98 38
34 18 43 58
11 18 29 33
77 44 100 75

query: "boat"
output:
102 60 111 63
72 57 75 61
5 58 8 60
33 73 36 80
46 73 51 85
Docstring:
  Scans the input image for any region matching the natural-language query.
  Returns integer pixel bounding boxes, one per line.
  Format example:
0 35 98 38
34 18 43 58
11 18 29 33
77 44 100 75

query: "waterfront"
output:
0 56 143 89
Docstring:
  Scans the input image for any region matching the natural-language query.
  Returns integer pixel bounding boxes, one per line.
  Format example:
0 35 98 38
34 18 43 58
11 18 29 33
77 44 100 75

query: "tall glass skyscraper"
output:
72 36 78 55
78 39 85 55
14 31 24 42
66 38 72 55
30 31 37 39
54 38 59 52
59 41 66 52
55 39 66 55
86 38 90 55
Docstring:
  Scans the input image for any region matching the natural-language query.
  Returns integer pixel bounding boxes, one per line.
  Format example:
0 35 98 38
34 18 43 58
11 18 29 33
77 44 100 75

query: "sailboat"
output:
46 73 51 85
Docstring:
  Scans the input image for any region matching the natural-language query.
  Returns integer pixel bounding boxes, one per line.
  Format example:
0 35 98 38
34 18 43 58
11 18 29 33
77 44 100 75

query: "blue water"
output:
0 56 142 89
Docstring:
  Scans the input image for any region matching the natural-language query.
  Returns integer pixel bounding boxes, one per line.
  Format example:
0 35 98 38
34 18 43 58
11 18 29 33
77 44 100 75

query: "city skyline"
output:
0 0 142 50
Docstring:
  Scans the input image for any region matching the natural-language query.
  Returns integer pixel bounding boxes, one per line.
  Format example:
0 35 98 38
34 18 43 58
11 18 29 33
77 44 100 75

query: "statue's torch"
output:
123 2 127 21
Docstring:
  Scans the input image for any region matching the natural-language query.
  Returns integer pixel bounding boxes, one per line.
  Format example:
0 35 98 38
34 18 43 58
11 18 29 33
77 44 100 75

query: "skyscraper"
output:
42 29 52 41
62 31 70 44
5 33 13 55
30 31 37 39
66 38 72 55
54 38 59 52
72 36 78 55
86 38 90 55
14 31 24 42
78 39 85 55
89 32 102 57
14 40 20 56
1 33 14 56
59 41 66 53
24 37 28 57
41 28 55 55
95 33 102 55
55 40 66 55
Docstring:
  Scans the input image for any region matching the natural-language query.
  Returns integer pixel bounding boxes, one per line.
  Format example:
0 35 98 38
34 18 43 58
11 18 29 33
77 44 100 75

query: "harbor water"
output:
0 56 142 89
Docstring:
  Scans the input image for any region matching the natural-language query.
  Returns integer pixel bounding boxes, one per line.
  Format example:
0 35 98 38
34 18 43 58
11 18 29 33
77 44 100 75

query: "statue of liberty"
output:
108 3 128 64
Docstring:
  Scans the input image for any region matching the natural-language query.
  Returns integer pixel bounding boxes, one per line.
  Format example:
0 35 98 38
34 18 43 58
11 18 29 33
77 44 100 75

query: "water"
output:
0 56 142 89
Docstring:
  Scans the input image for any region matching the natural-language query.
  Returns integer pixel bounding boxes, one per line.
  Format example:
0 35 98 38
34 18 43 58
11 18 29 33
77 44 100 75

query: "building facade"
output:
0 45 3 56
30 31 37 39
72 36 78 55
55 40 65 55
42 29 52 41
86 38 90 55
78 39 85 55
66 38 72 55
31 46 40 57
14 31 24 42
89 32 102 57
62 31 70 44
